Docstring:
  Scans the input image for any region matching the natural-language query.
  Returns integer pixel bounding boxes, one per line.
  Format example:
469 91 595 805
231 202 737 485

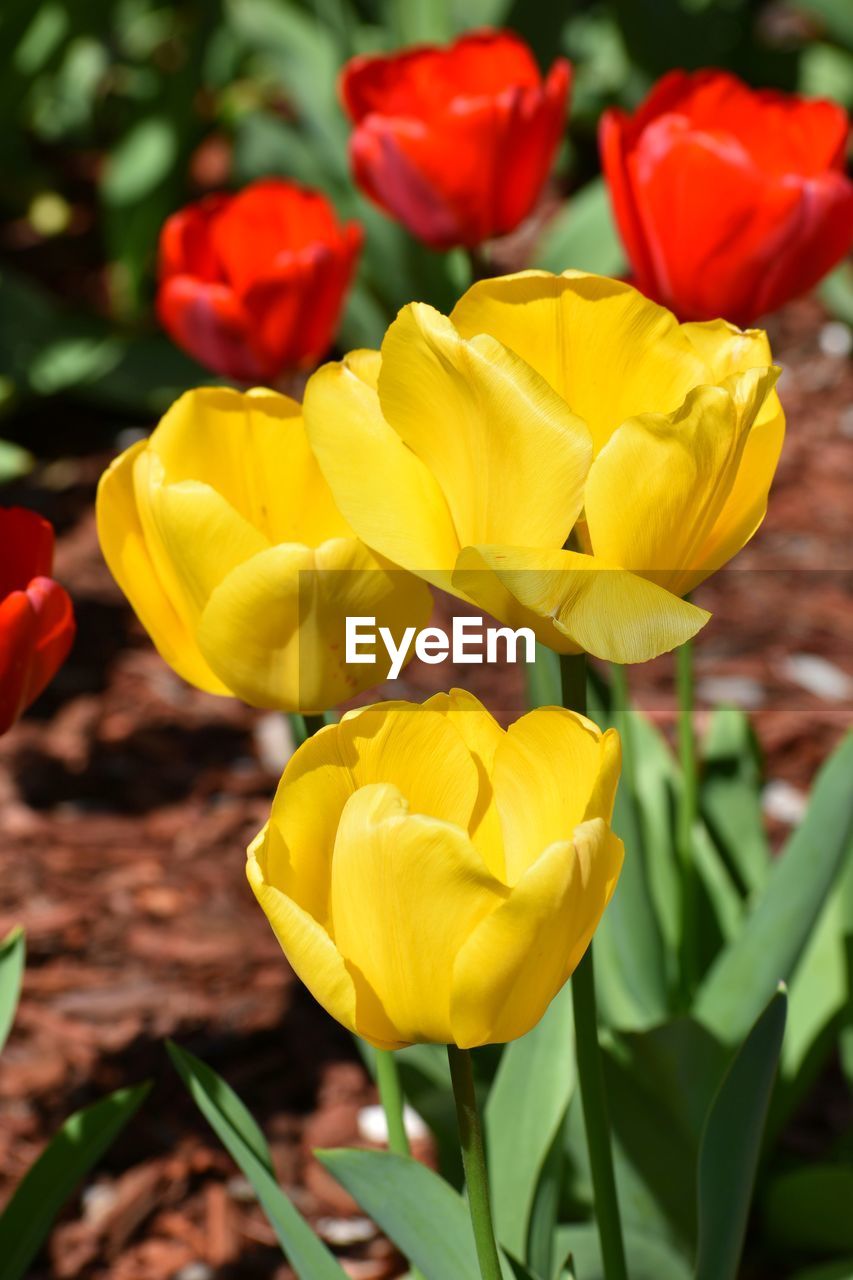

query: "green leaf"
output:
167 1041 347 1279
532 179 626 278
700 707 770 897
0 927 25 1055
101 115 178 207
764 1165 853 1255
485 983 574 1260
0 1082 150 1280
631 711 681 977
819 263 853 326
318 1147 515 1280
594 712 669 1030
554 1224 690 1280
694 987 788 1280
695 734 853 1043
790 1262 853 1280
0 440 33 483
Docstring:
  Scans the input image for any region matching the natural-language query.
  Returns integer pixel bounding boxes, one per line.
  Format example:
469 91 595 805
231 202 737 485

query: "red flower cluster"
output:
601 69 853 325
157 179 363 383
0 507 75 735
340 29 570 249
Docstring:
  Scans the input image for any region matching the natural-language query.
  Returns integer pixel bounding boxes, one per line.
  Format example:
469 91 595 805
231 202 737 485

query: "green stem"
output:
571 951 628 1280
375 1048 410 1157
447 1046 503 1280
609 664 635 793
302 712 327 740
676 638 698 1003
561 653 628 1280
525 642 562 709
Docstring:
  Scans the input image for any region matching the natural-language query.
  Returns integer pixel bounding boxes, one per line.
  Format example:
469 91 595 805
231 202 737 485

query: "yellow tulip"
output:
303 271 785 664
96 387 432 712
248 689 623 1048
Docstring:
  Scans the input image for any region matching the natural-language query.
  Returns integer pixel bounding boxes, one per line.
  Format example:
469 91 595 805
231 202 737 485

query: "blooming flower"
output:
248 690 622 1047
600 69 853 324
0 507 75 735
96 387 431 712
303 270 785 664
340 29 570 249
157 180 363 382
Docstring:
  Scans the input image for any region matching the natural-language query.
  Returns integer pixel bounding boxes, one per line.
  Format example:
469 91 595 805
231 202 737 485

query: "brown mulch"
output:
0 294 851 1279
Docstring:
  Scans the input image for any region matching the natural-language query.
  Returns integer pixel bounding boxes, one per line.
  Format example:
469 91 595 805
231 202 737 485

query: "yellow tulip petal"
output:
681 318 772 381
330 783 506 1045
378 303 592 549
147 479 269 619
247 827 404 1050
267 698 484 925
423 689 507 879
492 708 620 883
585 374 777 597
302 353 459 590
96 441 228 695
450 819 624 1047
149 387 349 546
694 402 785 576
450 270 706 454
452 545 709 663
197 537 432 712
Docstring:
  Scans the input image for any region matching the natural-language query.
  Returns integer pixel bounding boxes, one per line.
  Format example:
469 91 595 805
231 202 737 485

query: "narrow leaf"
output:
701 707 770 896
318 1147 515 1280
0 927 25 1054
485 983 574 1259
695 734 853 1042
0 1082 150 1280
694 987 787 1280
167 1041 347 1279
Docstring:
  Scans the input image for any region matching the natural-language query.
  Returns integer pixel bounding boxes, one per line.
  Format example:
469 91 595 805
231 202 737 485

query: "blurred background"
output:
0 1 851 1277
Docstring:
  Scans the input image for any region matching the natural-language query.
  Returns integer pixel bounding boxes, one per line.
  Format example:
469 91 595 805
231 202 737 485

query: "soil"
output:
0 295 850 1279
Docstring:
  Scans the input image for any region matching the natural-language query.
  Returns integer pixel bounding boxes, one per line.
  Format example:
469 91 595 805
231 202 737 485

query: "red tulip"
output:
600 69 853 325
341 29 571 250
0 507 75 735
157 180 363 383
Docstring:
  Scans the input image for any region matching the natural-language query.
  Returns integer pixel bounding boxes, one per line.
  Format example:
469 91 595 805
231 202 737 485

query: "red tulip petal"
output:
600 108 657 296
0 578 73 734
159 196 228 282
157 277 269 382
350 61 569 249
243 221 363 370
210 181 344 297
0 506 54 598
21 576 75 708
751 171 853 317
628 119 806 322
341 28 542 124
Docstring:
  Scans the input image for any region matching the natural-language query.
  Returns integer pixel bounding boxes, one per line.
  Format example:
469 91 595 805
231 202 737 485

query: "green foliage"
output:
0 927 25 1054
0 1083 151 1280
167 1040 349 1279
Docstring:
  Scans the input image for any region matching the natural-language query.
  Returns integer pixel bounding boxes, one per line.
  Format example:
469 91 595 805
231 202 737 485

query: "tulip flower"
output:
157 180 363 382
248 689 622 1047
303 270 785 664
340 29 570 250
96 387 432 712
0 507 75 735
600 69 853 325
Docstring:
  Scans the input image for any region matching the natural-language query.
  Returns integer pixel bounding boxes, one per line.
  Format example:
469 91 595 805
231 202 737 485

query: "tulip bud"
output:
248 690 623 1047
96 387 432 712
600 69 853 325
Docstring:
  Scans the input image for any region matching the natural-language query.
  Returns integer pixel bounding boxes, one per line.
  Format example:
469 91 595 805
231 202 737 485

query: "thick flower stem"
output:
447 1046 503 1280
571 951 628 1280
375 1048 411 1157
676 637 699 1003
561 652 628 1280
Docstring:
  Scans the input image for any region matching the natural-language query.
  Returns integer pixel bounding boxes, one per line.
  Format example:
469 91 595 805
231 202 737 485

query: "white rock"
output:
818 321 853 359
762 780 808 826
254 712 296 771
697 675 765 709
358 1102 429 1146
780 653 852 702
316 1215 377 1245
